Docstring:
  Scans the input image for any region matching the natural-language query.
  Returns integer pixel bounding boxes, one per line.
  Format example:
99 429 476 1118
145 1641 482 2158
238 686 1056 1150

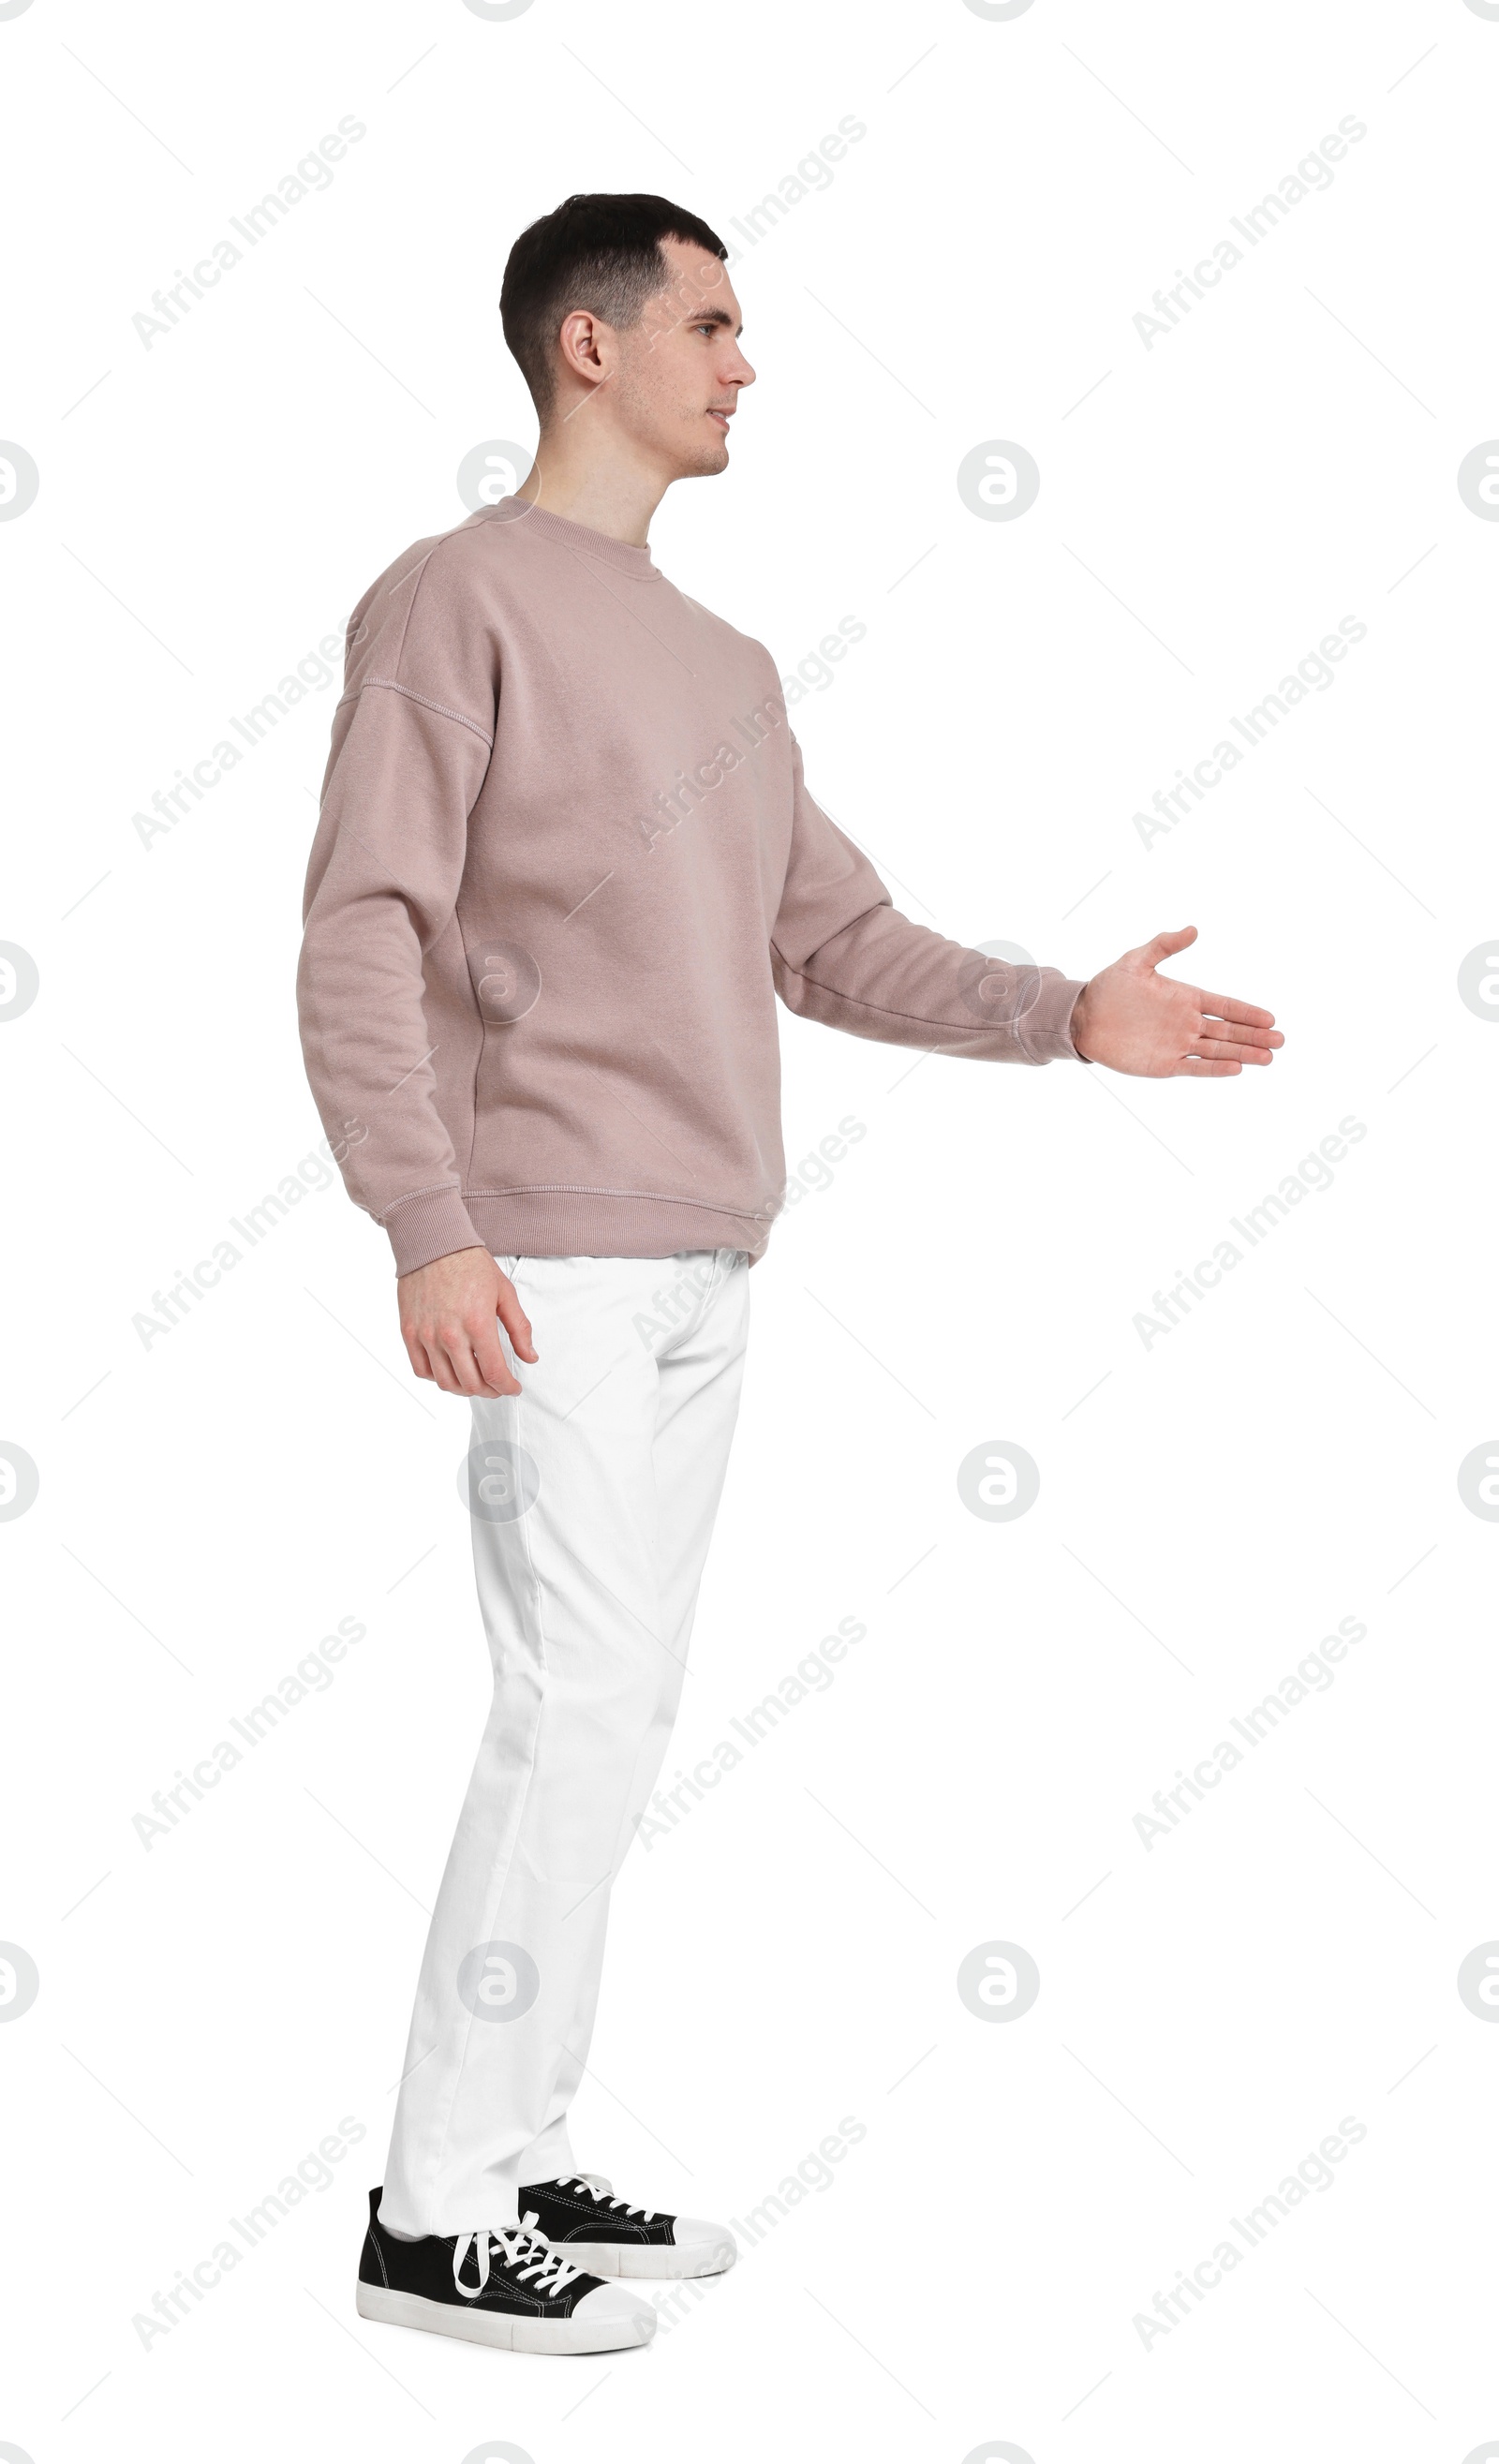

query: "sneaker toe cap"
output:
671 2217 737 2267
573 2282 658 2339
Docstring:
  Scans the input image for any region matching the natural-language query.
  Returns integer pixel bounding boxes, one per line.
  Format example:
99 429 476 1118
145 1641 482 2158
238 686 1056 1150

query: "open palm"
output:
1070 926 1283 1077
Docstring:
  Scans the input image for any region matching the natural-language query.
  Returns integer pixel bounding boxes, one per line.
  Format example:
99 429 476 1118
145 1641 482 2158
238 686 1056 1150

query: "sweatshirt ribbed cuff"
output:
382 1186 485 1277
1021 973 1092 1062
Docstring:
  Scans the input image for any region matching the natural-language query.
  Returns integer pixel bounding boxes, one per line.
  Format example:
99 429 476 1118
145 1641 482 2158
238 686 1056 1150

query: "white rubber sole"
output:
557 2237 737 2280
355 2279 656 2353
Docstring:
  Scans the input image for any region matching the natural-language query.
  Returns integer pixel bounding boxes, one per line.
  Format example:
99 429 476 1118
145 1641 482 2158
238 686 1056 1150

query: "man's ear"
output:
557 307 610 385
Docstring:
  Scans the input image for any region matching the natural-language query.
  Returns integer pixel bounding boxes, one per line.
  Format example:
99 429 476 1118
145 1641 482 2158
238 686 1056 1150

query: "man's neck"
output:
513 438 667 549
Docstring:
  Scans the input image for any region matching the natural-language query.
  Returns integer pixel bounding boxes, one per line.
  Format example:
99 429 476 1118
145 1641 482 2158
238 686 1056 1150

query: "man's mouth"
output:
707 408 733 431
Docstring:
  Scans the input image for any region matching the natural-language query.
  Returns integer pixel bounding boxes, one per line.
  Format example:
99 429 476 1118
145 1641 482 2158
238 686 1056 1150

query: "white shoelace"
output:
557 2170 659 2222
453 2211 585 2302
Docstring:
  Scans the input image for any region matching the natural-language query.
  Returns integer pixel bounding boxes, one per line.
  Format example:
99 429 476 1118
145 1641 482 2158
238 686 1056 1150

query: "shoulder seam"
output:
386 523 501 720
340 676 494 747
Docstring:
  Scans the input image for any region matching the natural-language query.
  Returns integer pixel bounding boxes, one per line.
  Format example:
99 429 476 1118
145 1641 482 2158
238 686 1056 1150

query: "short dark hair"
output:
500 192 728 423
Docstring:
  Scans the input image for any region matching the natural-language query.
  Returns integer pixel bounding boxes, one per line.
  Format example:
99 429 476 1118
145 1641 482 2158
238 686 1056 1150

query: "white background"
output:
3 0 1497 2457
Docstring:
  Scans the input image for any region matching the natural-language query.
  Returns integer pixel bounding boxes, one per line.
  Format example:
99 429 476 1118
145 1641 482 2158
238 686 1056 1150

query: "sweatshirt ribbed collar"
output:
485 494 661 579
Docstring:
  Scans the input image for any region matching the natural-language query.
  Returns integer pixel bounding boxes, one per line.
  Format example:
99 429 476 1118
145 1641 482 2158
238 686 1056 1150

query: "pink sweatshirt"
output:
297 497 1088 1275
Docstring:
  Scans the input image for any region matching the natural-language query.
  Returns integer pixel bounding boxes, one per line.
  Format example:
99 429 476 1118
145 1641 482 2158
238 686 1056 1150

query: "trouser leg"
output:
520 1249 750 2185
378 1250 748 2236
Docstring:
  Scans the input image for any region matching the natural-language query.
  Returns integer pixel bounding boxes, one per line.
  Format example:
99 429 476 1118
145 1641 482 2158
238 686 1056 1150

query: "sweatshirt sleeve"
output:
770 731 1090 1063
297 541 499 1275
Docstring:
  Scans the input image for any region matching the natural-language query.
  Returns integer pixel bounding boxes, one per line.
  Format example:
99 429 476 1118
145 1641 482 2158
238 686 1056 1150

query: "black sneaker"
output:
355 2187 656 2353
517 2171 737 2280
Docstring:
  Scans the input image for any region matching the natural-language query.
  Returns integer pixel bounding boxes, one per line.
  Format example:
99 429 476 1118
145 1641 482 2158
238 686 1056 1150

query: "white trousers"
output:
380 1249 750 2237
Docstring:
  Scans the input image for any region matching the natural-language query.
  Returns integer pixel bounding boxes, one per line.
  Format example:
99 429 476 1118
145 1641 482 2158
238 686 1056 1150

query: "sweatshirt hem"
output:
462 1189 775 1269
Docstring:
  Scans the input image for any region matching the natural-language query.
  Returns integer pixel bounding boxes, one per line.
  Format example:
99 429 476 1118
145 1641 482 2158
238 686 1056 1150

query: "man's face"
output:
605 236 754 477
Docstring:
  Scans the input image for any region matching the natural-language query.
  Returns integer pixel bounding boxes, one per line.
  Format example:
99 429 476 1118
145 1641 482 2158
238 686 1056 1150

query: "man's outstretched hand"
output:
398 1247 538 1397
1069 926 1283 1077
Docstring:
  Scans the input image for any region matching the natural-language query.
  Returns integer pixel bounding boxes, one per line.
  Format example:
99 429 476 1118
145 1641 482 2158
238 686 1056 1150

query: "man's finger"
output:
1195 987 1279 1030
1195 1019 1282 1050
1175 1054 1243 1076
1196 1017 1283 1049
1143 924 1198 965
425 1326 484 1397
441 1327 502 1398
469 1317 521 1397
426 1343 467 1396
1189 1036 1275 1065
497 1286 538 1364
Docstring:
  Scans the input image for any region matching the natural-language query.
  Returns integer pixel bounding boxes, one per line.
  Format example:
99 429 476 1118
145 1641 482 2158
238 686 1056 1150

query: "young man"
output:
297 192 1283 2356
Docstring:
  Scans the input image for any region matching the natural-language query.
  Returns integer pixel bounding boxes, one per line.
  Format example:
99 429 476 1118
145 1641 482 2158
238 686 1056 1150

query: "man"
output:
297 191 1283 2357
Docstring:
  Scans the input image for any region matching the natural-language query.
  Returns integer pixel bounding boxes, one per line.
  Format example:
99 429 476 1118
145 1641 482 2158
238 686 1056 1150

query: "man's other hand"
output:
397 1247 538 1396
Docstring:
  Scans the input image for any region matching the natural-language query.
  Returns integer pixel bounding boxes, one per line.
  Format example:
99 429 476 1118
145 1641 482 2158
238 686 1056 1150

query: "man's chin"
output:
674 440 731 479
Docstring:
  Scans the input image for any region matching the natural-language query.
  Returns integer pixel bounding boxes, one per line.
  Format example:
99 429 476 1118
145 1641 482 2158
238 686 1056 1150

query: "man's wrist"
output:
1069 979 1098 1064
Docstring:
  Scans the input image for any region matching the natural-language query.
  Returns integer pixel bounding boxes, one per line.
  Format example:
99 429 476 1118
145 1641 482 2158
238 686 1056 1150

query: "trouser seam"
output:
659 1248 729 1359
